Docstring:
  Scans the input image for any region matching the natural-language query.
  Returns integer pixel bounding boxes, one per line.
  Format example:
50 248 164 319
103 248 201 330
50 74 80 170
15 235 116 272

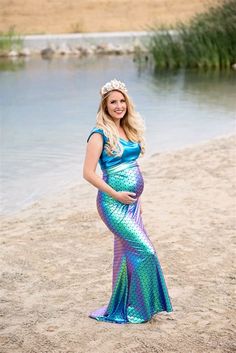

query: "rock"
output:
113 45 125 55
96 43 109 51
76 46 85 55
8 50 18 57
78 46 95 56
90 45 97 52
71 48 82 56
232 63 236 70
96 43 125 55
84 45 97 55
57 42 72 55
125 46 135 54
41 47 54 59
84 47 95 55
96 43 112 54
19 48 31 56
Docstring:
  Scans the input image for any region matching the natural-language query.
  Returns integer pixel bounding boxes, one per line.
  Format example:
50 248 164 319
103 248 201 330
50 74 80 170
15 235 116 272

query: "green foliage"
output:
149 0 236 70
0 58 25 71
0 26 23 55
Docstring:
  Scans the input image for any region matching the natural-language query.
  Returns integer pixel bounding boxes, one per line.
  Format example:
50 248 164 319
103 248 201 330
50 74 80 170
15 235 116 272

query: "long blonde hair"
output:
96 89 146 156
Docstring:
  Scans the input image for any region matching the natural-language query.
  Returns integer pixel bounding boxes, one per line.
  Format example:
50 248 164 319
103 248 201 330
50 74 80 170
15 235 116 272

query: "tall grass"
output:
0 26 23 55
149 0 236 70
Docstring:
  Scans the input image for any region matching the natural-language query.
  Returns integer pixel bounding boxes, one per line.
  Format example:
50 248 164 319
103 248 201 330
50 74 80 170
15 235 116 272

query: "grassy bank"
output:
0 27 23 56
149 0 236 70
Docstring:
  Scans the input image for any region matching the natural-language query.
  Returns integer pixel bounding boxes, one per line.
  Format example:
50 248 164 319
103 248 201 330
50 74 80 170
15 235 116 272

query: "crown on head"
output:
100 78 128 96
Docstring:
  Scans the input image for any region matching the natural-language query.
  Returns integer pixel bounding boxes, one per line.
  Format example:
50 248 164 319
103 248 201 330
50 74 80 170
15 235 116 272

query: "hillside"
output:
0 0 221 34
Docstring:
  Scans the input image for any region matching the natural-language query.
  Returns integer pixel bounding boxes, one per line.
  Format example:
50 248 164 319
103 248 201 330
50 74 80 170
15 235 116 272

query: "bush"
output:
0 26 23 56
149 0 236 70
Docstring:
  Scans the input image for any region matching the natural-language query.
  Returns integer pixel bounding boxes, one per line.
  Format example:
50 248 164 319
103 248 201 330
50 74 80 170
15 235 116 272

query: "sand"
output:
0 133 235 352
0 0 221 35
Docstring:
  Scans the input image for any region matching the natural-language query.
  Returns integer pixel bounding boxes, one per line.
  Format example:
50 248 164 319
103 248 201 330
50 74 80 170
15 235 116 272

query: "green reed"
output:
149 0 236 70
0 27 23 55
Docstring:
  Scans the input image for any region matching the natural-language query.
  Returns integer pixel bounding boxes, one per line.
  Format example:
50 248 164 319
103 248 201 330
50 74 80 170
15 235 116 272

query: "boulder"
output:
19 48 31 56
8 50 18 57
41 47 54 59
71 48 82 56
96 43 125 55
57 42 72 55
78 46 95 56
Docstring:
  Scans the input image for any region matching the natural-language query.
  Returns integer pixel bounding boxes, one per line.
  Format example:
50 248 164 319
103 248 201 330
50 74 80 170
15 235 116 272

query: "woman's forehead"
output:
107 90 125 100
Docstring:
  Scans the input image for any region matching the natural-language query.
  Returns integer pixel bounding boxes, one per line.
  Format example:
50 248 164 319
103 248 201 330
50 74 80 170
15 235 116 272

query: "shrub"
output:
149 0 236 70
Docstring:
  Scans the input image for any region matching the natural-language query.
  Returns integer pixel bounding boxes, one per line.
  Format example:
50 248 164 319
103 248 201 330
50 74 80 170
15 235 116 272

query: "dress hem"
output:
88 307 174 325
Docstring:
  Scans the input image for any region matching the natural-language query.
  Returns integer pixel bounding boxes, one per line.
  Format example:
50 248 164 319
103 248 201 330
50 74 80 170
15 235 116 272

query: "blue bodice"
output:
87 127 141 171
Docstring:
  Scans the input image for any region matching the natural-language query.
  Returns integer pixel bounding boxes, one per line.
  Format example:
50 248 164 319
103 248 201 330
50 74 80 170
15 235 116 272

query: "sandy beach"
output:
0 0 220 34
0 133 235 352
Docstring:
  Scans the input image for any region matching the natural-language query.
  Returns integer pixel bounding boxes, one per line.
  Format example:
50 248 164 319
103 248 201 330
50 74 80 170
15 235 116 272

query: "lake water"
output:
0 55 235 216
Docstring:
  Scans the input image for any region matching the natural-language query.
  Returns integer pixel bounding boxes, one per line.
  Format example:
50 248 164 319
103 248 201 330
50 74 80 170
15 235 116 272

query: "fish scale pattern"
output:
89 160 173 324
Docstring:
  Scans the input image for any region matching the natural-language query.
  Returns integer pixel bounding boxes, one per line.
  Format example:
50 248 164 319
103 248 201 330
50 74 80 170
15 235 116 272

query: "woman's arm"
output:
83 133 119 198
83 133 136 204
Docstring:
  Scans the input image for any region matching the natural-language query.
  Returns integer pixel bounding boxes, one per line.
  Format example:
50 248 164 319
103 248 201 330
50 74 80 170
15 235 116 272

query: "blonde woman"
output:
83 79 173 324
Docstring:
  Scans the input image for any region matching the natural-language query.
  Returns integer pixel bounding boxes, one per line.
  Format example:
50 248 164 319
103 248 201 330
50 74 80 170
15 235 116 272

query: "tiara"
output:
100 78 128 96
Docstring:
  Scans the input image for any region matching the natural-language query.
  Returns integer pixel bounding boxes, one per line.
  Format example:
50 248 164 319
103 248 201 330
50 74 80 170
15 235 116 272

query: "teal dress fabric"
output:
86 127 141 171
87 127 173 324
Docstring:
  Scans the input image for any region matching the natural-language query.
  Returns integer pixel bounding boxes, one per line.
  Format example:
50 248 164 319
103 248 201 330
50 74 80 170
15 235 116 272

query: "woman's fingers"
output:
129 192 136 197
127 193 137 203
116 191 137 204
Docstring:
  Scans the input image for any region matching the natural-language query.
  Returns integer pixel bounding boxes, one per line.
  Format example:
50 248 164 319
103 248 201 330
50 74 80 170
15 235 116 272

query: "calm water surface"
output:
0 55 235 215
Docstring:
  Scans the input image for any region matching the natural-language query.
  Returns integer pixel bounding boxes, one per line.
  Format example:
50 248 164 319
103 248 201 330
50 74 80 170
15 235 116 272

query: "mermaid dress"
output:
87 127 173 324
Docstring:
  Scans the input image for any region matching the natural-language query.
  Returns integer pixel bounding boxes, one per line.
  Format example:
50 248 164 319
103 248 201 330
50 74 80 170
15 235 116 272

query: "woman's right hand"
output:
114 191 137 204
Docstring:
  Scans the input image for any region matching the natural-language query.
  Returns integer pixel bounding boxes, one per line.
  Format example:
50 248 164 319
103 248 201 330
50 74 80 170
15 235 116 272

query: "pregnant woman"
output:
83 79 173 324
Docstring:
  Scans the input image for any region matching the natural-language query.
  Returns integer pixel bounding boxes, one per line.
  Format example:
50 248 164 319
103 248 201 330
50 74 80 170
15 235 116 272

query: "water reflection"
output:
0 57 26 72
151 70 236 114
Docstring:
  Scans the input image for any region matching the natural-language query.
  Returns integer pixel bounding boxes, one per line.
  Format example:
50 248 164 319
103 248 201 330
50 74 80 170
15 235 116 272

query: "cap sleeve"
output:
87 127 107 144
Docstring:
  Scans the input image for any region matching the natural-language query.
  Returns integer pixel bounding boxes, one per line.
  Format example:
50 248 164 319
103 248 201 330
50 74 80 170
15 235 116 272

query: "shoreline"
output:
0 31 152 58
1 133 235 352
1 132 235 220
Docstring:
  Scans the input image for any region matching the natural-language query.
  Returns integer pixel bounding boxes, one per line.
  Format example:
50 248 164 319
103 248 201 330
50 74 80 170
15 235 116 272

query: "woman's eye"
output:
109 99 125 104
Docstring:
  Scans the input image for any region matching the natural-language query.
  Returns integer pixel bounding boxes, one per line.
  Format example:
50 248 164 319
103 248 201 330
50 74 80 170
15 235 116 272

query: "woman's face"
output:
105 90 127 121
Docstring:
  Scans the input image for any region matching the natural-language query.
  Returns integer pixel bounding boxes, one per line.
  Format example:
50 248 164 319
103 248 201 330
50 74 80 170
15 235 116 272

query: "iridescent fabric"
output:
86 127 141 171
87 128 173 324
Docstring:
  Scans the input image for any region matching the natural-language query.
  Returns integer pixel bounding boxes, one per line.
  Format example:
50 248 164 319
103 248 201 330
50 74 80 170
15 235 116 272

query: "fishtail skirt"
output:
89 160 173 324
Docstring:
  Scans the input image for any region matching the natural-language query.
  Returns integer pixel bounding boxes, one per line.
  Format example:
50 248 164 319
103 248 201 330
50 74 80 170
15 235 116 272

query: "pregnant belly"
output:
105 165 144 198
